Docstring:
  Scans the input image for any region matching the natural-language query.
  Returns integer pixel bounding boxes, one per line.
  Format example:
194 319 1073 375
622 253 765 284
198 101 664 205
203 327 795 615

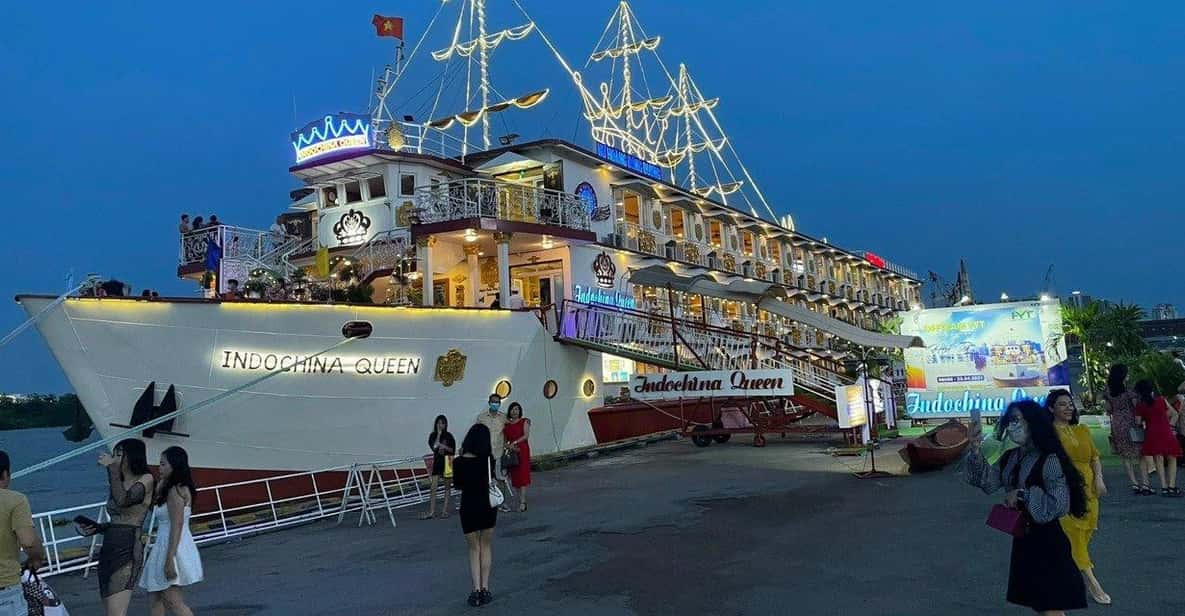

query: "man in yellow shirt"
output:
1 450 45 615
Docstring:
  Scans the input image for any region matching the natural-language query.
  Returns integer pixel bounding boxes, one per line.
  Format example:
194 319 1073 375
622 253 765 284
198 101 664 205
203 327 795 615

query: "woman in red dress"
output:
503 403 532 512
1133 380 1183 496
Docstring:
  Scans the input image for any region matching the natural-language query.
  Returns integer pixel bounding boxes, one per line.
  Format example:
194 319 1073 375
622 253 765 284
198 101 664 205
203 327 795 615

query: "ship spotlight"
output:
464 228 478 243
1000 292 1009 301
342 321 373 339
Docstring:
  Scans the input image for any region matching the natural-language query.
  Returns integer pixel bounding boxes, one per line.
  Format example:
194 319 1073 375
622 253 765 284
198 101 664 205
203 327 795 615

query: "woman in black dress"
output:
454 423 498 607
966 400 1089 615
76 438 155 616
420 414 456 519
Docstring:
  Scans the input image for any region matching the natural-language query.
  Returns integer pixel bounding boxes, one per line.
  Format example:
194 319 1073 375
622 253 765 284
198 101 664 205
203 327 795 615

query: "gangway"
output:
556 300 854 416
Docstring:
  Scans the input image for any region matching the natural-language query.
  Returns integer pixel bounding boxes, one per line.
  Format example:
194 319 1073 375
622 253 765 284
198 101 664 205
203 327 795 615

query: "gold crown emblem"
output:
592 252 616 289
434 349 467 387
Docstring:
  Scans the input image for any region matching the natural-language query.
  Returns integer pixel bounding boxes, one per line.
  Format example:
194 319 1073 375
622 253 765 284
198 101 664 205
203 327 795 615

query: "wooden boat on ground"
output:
898 420 969 472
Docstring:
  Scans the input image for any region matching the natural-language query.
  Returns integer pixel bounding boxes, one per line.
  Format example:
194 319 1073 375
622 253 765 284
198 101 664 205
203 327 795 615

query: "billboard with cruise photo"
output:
900 300 1069 418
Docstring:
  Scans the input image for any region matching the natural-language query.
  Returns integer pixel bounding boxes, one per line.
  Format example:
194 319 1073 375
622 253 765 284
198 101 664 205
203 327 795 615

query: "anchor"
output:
110 381 189 438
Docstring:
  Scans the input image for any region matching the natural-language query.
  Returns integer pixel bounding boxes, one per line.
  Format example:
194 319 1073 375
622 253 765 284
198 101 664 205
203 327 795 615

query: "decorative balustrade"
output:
352 230 413 281
414 178 590 231
179 225 293 268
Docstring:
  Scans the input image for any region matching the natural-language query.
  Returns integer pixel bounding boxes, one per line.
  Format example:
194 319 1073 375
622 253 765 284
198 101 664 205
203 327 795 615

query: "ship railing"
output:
414 178 591 231
30 455 440 578
395 121 471 159
178 225 290 268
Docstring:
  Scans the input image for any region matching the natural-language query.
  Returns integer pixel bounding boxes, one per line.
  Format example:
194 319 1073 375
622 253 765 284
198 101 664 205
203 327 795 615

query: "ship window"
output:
742 231 754 256
322 187 339 208
344 181 363 204
367 176 387 199
494 379 512 398
709 220 722 247
769 241 781 261
669 209 685 238
622 193 640 225
400 174 416 196
543 380 558 399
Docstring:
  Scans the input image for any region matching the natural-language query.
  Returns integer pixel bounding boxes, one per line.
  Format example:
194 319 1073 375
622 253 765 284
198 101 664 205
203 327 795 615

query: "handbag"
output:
21 569 70 616
1129 426 1146 443
985 504 1028 538
501 448 519 471
443 455 454 479
486 458 504 509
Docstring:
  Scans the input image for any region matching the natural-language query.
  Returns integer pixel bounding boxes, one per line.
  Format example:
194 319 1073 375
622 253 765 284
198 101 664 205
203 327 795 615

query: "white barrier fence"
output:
31 456 442 578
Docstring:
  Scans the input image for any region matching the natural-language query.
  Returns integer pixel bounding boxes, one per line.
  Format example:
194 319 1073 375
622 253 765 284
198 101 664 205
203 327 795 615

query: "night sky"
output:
2 1 1182 393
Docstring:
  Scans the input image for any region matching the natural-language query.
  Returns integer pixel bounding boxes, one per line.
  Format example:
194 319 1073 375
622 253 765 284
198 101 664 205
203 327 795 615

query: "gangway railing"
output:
30 455 439 578
557 300 853 402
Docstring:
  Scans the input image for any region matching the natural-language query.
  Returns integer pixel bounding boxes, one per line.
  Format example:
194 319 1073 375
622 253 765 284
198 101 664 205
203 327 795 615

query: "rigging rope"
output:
12 335 362 479
0 279 95 351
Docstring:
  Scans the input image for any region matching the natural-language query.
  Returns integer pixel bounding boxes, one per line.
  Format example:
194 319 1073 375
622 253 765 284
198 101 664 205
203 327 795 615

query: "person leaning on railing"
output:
1 450 46 616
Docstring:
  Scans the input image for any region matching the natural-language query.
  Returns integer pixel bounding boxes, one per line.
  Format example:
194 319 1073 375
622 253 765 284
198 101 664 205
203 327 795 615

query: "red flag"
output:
372 15 404 40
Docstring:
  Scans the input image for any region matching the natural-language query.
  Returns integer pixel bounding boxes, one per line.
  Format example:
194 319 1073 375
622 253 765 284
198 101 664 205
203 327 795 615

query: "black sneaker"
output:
479 589 493 605
467 591 482 607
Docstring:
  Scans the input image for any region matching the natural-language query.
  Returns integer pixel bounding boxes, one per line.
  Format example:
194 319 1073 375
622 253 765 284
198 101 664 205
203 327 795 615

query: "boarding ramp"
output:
556 300 853 413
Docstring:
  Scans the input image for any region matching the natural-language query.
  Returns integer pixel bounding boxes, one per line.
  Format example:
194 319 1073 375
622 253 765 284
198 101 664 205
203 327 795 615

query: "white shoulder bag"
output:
486 456 504 508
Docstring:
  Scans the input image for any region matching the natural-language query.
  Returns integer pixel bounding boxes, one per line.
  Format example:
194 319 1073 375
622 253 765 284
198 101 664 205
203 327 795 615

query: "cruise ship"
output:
17 1 925 491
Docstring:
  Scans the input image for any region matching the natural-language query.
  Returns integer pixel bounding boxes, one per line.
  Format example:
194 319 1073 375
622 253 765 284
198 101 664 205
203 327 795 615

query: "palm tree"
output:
1061 301 1104 398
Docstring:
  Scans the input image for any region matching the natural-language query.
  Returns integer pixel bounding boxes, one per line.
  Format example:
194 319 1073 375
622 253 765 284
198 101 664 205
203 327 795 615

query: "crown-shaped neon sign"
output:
291 113 371 164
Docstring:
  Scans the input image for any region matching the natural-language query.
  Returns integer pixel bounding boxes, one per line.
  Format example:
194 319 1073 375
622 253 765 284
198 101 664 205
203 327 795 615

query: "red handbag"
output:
985 504 1027 537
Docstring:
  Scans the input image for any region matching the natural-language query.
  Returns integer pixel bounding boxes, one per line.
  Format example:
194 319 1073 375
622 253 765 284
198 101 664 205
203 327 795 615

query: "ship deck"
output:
45 437 1182 616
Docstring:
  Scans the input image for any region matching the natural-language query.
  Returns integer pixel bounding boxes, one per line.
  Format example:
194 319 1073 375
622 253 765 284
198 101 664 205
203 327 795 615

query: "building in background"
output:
1154 303 1178 320
1141 318 1185 352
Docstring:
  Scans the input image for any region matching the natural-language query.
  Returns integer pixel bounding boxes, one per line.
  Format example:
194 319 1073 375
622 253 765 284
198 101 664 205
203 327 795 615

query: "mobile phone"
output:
73 515 99 528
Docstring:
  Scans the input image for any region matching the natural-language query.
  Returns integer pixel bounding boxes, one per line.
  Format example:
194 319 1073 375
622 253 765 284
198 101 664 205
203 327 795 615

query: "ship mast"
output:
576 1 782 224
426 0 548 156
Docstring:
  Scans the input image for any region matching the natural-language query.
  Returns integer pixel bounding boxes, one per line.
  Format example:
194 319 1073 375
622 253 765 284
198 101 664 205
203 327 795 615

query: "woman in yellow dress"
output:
1047 389 1110 605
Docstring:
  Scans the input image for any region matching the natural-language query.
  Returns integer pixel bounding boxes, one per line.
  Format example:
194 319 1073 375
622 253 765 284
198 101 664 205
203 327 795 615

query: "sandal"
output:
419 512 434 520
1167 487 1184 497
467 591 482 607
519 503 527 512
1130 484 1142 494
440 510 451 518
498 504 512 513
1139 485 1155 496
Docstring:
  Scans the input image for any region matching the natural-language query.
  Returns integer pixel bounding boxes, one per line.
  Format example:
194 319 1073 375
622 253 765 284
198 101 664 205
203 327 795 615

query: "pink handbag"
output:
985 504 1027 537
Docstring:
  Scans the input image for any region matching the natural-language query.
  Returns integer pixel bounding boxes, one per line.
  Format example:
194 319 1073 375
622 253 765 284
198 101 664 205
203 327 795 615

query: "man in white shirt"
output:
507 289 525 310
269 216 286 248
474 394 511 510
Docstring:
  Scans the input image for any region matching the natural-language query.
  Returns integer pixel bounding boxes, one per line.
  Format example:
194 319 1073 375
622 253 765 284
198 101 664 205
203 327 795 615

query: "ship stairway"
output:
555 300 853 415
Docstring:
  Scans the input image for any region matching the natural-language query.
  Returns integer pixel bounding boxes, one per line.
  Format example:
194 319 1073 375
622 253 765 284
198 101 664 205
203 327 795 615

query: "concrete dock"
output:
47 437 1185 615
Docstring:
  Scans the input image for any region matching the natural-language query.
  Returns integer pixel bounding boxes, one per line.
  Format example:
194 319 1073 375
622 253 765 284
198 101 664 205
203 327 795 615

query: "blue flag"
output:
204 238 222 272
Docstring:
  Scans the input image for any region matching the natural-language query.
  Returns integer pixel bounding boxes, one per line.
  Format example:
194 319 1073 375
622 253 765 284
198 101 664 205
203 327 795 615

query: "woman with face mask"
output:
966 399 1090 615
1046 389 1110 605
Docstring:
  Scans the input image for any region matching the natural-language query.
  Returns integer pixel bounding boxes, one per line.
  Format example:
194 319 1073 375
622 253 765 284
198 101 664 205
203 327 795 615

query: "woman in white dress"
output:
140 446 203 616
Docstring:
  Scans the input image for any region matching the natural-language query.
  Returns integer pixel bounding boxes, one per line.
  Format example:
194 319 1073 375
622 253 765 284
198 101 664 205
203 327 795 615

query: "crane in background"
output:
927 259 974 307
1041 265 1056 299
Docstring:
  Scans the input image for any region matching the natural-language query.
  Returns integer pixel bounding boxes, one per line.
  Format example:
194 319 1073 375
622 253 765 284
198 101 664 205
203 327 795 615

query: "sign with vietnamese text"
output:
595 142 662 180
630 369 793 400
900 301 1069 418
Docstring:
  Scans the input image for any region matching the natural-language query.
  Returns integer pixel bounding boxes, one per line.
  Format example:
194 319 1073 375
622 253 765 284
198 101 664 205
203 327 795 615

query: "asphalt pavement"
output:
46 436 1185 615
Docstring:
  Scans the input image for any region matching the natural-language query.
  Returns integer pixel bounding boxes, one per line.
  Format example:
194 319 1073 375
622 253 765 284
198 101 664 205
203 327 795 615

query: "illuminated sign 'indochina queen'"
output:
291 113 371 164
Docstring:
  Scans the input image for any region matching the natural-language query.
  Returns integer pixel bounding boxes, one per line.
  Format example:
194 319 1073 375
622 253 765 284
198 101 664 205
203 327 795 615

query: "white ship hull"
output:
19 296 600 480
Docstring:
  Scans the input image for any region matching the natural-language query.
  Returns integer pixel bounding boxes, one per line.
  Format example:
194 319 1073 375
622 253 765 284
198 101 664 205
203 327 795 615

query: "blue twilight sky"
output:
2 1 1183 393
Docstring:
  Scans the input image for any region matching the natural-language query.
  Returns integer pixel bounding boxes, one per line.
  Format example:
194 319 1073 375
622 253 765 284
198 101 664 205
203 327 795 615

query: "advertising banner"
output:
629 369 794 401
900 301 1069 418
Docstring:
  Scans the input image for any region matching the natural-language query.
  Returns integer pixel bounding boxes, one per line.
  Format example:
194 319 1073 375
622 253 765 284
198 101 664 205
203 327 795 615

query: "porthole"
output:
494 380 512 398
543 380 558 399
582 379 596 397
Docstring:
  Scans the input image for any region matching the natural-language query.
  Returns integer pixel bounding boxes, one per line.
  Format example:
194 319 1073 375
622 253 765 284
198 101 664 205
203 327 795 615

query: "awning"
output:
475 151 544 174
627 265 923 349
611 179 662 199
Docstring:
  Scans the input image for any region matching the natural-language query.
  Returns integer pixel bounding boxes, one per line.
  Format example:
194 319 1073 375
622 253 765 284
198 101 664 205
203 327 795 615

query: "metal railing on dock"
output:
31 456 434 578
